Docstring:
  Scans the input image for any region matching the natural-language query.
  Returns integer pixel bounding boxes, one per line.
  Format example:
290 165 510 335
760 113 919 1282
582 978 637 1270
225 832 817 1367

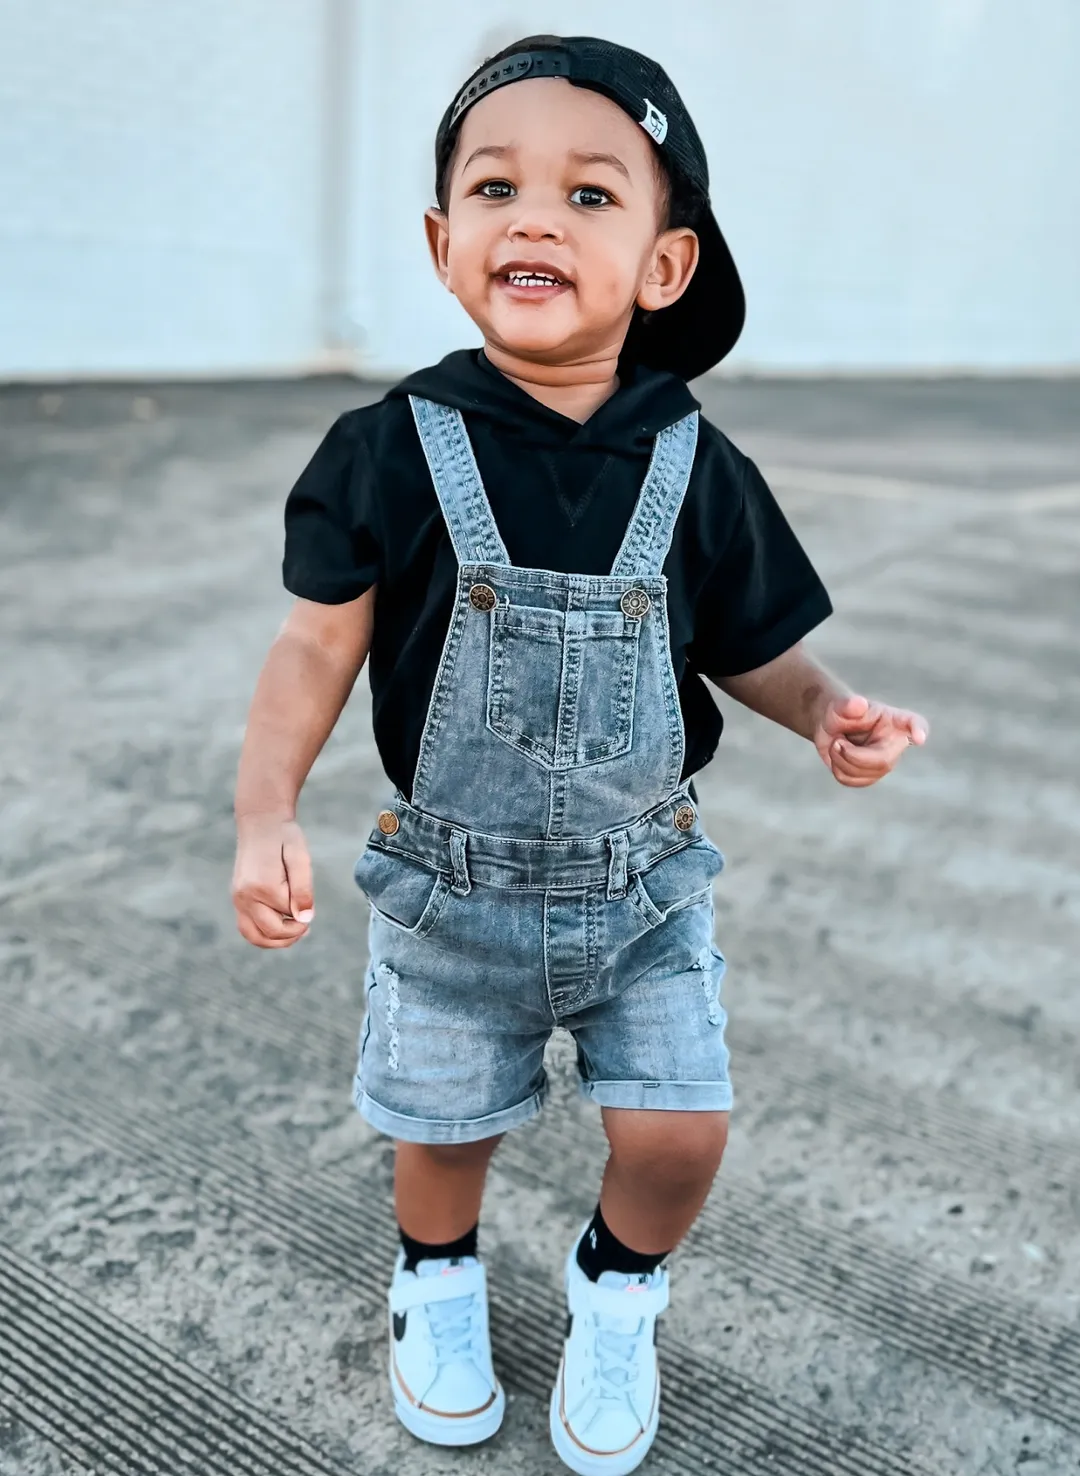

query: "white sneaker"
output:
550 1232 669 1475
387 1252 505 1445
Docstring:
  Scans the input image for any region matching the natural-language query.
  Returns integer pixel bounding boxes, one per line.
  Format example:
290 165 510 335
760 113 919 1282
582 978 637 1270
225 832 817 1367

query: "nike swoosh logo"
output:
393 1312 407 1341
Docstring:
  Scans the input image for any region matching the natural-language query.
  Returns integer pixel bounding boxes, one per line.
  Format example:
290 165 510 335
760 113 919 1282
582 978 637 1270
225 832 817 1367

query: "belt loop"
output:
449 828 472 896
606 829 629 900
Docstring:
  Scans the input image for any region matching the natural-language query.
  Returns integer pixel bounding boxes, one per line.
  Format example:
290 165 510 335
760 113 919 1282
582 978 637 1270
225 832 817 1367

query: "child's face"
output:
426 78 698 371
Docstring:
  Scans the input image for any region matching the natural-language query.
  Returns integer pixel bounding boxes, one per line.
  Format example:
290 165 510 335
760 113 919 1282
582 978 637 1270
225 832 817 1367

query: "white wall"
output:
2 0 1078 377
351 0 1080 375
0 0 327 376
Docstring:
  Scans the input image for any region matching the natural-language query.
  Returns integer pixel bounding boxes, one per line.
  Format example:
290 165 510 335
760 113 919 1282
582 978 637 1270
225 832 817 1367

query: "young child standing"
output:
232 34 928 1475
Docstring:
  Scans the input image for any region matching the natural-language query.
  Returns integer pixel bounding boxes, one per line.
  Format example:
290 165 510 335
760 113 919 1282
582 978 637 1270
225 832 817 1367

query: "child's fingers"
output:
821 694 875 737
830 754 885 785
831 693 870 724
832 734 905 771
901 710 930 745
829 743 892 786
235 897 309 945
283 835 315 923
831 769 880 788
235 913 304 949
249 900 309 939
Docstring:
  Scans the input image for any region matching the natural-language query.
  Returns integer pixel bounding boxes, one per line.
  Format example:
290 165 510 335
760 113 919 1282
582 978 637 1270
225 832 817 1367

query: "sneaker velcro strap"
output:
389 1263 487 1313
568 1276 669 1321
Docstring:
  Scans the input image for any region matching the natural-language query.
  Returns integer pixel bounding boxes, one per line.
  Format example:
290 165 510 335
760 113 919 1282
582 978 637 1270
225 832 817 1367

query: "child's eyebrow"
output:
462 144 515 171
459 143 632 184
568 150 631 182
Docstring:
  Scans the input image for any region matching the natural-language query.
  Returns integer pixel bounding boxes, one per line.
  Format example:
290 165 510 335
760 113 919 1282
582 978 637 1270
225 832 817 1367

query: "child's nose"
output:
506 209 565 245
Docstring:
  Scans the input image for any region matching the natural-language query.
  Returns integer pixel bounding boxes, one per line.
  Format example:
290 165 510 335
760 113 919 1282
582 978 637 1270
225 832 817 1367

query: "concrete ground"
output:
1 374 1078 1476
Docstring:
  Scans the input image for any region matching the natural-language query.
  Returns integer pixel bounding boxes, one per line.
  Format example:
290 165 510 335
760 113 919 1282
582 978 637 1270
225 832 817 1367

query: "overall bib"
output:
353 398 731 1144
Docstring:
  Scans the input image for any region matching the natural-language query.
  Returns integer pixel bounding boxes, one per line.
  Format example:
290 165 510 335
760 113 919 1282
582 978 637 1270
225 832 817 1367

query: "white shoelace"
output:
591 1319 643 1400
426 1293 480 1368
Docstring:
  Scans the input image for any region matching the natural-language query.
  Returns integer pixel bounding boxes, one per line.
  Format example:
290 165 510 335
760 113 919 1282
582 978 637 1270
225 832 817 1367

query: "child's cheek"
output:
444 253 477 304
443 224 477 286
589 266 633 319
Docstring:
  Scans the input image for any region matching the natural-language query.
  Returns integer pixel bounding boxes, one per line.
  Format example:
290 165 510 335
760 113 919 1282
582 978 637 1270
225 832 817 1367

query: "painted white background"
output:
0 0 326 376
2 0 1078 377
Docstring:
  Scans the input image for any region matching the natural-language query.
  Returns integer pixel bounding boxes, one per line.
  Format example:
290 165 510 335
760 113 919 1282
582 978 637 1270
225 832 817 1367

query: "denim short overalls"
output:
352 397 731 1145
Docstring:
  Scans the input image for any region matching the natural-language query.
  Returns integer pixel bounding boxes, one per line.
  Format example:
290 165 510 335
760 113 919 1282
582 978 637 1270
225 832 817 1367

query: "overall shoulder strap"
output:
409 397 509 566
610 411 700 578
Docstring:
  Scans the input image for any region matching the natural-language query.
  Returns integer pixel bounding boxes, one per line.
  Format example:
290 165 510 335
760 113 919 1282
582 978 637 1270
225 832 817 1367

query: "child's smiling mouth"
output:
495 261 572 301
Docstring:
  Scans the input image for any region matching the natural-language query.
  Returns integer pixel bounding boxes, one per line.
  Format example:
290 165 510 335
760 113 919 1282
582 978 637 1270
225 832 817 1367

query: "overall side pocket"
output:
629 838 726 930
353 847 451 939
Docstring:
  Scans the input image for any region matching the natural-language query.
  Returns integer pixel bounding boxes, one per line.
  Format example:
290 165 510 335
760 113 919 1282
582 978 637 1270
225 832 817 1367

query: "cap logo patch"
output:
640 99 668 145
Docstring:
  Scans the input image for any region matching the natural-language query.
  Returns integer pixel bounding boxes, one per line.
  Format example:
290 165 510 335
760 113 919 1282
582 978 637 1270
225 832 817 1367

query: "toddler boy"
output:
232 34 928 1475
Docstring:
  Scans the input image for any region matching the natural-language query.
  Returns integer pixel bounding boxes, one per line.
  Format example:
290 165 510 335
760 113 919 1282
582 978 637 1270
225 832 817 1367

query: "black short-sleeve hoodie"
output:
283 350 832 800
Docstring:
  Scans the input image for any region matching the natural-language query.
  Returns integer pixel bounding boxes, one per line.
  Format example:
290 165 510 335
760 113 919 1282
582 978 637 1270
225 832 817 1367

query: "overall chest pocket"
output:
486 604 642 770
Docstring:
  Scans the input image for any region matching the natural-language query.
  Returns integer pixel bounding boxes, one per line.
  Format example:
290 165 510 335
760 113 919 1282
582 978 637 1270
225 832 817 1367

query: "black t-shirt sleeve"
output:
689 455 833 679
282 412 380 604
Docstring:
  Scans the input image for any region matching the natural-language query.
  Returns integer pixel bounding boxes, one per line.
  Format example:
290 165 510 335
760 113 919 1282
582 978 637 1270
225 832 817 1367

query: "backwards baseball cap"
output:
434 35 745 380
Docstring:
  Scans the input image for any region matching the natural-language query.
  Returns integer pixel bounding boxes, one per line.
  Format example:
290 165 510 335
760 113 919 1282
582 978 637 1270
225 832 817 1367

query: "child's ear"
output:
638 228 699 313
425 207 453 290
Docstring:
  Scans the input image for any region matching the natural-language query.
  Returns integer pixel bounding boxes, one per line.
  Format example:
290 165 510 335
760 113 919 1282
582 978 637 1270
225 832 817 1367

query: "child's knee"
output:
604 1108 728 1185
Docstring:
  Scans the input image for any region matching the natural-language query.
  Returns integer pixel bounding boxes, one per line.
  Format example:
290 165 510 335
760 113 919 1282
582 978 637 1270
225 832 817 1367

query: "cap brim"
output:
622 207 745 381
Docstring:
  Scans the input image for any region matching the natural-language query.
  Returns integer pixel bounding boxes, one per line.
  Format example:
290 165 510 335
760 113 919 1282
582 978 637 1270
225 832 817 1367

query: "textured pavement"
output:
1 376 1078 1476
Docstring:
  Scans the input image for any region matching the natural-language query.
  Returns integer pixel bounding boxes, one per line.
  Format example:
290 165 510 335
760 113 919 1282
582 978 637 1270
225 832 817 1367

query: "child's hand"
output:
814 694 929 788
231 815 315 948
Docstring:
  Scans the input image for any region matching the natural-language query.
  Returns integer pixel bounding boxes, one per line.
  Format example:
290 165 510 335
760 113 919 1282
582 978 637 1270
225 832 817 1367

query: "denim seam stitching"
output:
444 406 509 563
411 586 469 804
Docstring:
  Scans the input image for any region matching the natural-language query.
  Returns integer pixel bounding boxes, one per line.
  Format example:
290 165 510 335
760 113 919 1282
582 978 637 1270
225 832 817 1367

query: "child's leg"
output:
598 1107 728 1254
387 1135 507 1448
551 1109 726 1472
395 1135 502 1246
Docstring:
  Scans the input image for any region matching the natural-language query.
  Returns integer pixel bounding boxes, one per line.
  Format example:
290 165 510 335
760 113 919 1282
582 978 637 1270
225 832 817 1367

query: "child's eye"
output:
570 186 613 209
476 180 515 200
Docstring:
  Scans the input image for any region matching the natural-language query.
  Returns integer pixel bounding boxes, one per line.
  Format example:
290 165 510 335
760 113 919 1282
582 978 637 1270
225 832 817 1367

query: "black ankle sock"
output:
399 1222 479 1273
576 1203 670 1283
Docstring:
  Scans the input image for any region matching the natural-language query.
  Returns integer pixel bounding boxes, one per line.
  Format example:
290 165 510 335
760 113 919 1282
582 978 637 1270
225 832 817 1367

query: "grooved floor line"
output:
0 1056 931 1475
0 1247 350 1476
19 917 1076 1186
5 972 1079 1434
760 1058 1074 1184
27 934 1079 1400
507 1137 1080 1424
0 1375 146 1476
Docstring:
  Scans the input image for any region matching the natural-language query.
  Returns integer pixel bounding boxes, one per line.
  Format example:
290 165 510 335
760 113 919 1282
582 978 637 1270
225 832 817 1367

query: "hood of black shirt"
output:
387 349 699 458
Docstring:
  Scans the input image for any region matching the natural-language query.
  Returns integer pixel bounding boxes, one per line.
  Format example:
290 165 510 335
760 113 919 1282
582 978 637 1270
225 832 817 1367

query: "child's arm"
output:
232 589 375 948
712 640 929 788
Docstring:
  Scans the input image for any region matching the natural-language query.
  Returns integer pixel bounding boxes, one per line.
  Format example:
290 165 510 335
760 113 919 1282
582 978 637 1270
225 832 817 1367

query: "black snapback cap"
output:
435 36 745 380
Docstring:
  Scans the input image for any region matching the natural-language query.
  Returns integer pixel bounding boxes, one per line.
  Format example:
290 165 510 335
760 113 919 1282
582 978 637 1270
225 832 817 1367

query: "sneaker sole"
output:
392 1373 506 1448
548 1362 660 1476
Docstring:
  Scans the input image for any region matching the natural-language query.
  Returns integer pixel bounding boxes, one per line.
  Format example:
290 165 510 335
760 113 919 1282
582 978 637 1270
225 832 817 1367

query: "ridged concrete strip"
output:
738 1047 1075 1185
41 931 1080 1404
502 1121 1080 1429
0 1039 931 1476
0 1247 350 1476
6 946 1079 1425
16 917 1076 1188
0 1411 85 1476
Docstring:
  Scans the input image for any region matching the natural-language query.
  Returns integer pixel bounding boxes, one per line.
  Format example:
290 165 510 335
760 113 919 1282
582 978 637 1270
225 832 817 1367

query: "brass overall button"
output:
620 588 651 618
673 804 696 832
377 810 400 836
469 583 497 612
